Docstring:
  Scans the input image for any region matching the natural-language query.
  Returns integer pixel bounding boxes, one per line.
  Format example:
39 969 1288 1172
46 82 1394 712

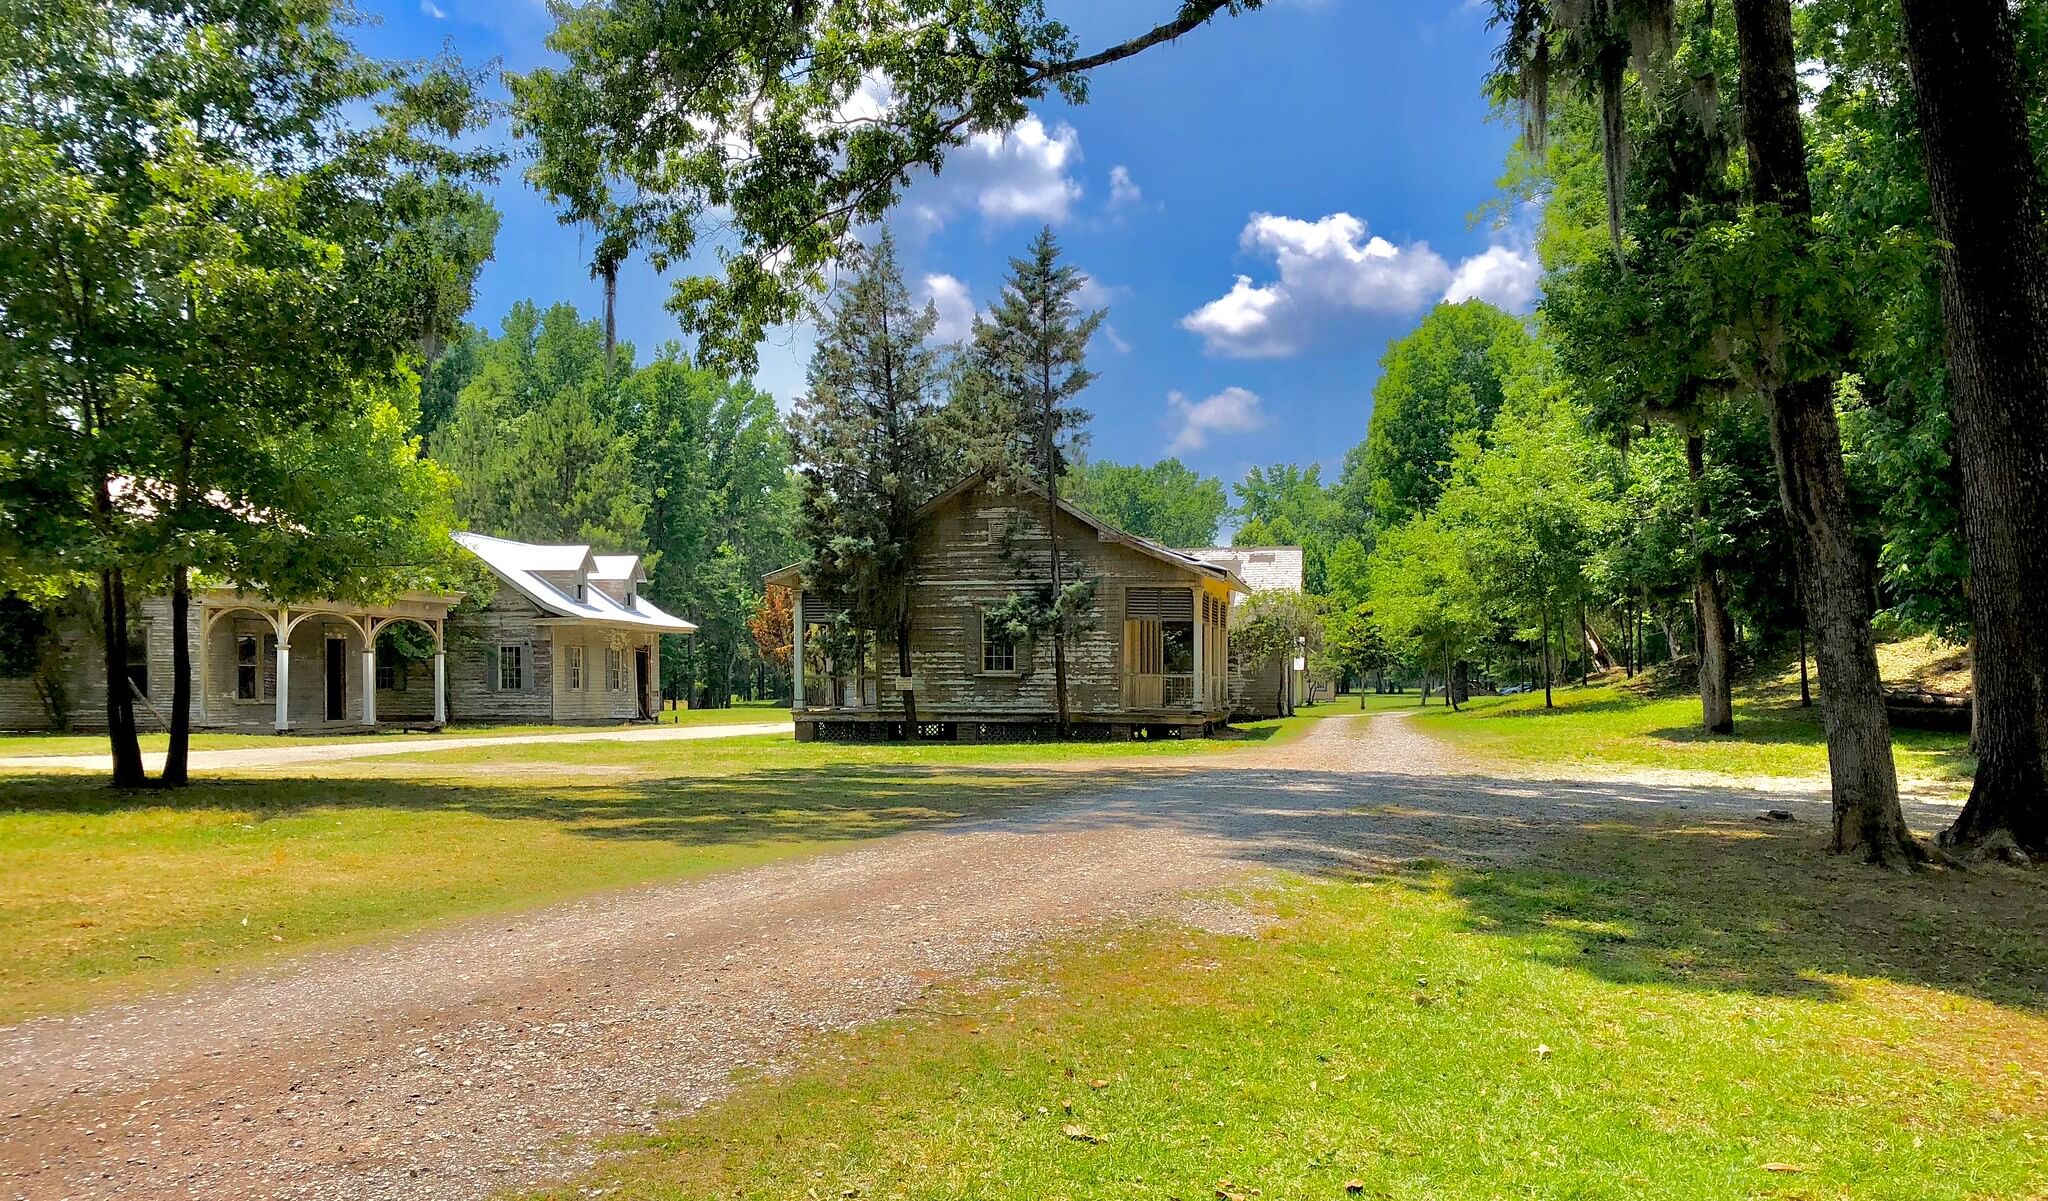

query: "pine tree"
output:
790 232 944 731
967 227 1104 734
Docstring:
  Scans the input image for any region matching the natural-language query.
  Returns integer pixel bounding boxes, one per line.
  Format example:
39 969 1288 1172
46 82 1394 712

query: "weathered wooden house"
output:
0 533 693 733
447 533 695 726
765 473 1249 740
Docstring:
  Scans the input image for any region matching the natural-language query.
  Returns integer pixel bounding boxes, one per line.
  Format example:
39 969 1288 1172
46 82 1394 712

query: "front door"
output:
634 647 652 719
325 637 346 721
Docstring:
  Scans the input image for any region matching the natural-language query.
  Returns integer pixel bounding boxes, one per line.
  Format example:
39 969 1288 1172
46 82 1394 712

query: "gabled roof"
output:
453 532 696 633
762 471 1248 592
590 555 645 584
1176 546 1306 594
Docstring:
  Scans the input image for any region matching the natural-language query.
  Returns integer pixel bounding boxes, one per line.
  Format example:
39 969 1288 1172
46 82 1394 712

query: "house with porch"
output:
764 473 1248 741
0 533 694 733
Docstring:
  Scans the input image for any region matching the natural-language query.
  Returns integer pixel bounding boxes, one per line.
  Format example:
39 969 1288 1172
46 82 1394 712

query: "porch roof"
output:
196 587 462 623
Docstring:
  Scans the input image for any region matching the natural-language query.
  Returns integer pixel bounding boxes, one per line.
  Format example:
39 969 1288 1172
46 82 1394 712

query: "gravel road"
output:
0 713 1962 1200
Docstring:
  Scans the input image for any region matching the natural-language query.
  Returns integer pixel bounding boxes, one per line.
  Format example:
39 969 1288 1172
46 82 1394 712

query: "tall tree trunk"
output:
99 567 145 788
1045 423 1070 737
601 258 619 366
161 430 195 787
896 617 918 733
1734 0 1919 865
1687 434 1736 733
1897 0 2048 858
1624 597 1637 678
1541 602 1554 709
1799 624 1812 708
1579 601 1591 686
161 564 191 787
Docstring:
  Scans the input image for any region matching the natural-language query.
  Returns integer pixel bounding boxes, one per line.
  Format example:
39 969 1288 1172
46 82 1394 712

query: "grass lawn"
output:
0 715 1307 1022
524 818 2048 1201
655 699 790 727
1404 675 1972 793
1317 690 1470 715
0 701 793 759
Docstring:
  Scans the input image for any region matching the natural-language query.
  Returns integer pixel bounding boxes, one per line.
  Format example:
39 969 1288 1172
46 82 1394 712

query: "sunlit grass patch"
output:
1402 672 1971 793
521 819 2048 1201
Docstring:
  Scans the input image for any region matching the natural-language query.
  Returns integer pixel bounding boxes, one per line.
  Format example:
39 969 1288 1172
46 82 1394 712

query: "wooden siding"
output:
803 482 1234 726
445 591 553 724
547 626 657 723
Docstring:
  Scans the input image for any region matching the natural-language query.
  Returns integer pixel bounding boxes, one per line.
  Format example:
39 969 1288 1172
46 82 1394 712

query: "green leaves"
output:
509 0 1264 370
1363 301 1540 529
1064 458 1229 548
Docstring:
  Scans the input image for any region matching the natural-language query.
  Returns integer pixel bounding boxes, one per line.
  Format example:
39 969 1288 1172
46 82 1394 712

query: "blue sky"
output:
354 0 1531 489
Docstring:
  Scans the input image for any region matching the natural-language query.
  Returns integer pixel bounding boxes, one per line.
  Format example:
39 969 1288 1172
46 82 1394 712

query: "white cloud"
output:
420 0 446 16
903 115 1083 229
1100 323 1133 355
1444 244 1542 311
1166 386 1267 454
1108 165 1142 207
1182 212 1540 357
1074 271 1124 312
1181 274 1297 358
921 273 975 343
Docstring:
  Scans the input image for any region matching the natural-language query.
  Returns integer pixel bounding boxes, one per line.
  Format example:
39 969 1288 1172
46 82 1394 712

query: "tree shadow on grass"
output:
1426 816 2048 1011
0 759 1205 851
987 766 2047 1014
2 745 2037 1014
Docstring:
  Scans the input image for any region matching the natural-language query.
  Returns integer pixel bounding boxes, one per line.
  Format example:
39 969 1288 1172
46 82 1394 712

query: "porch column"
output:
1192 592 1205 709
433 648 447 726
195 606 210 727
791 592 805 712
361 629 377 726
274 614 291 732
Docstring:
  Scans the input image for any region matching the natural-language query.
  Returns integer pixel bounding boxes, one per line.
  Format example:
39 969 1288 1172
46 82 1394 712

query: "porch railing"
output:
804 676 879 709
1124 672 1198 710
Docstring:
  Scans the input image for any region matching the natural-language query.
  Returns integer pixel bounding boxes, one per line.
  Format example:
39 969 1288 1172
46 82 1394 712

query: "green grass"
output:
655 699 791 726
1319 690 1464 715
0 702 793 758
521 819 2048 1201
1403 677 1973 792
0 715 1305 1021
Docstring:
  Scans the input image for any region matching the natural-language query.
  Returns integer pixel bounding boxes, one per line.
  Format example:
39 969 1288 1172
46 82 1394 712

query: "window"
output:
375 641 406 691
606 645 624 691
574 583 587 602
567 644 585 690
980 612 1017 673
124 623 149 697
498 644 524 690
236 635 259 700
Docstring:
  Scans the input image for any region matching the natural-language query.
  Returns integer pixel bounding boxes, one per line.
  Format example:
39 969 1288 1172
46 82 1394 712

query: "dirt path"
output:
0 715 1963 1200
0 721 789 774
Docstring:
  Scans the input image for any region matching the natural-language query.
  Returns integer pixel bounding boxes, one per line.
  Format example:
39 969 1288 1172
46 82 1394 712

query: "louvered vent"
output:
1125 588 1194 622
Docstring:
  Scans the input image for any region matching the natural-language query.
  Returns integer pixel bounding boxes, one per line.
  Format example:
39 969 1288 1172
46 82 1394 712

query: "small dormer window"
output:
575 583 587 602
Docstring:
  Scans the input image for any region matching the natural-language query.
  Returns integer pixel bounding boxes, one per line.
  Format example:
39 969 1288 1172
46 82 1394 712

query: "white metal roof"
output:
1175 546 1305 594
452 532 696 633
590 554 644 583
